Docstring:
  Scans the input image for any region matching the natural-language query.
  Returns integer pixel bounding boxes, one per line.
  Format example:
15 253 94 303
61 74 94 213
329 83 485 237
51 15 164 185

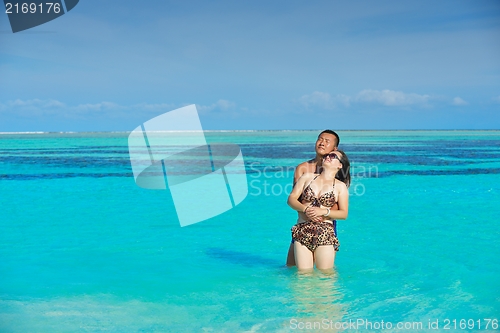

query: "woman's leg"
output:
286 243 296 266
294 241 314 270
314 245 335 270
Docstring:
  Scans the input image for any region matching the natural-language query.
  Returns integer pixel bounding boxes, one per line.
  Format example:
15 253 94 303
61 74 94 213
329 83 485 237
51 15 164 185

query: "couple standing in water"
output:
287 130 351 271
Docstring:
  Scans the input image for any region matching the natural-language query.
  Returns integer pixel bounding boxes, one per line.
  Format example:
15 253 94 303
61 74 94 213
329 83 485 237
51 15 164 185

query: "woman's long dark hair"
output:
335 150 351 188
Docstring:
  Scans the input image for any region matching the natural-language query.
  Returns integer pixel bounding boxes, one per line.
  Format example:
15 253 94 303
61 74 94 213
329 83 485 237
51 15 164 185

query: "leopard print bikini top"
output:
301 175 336 207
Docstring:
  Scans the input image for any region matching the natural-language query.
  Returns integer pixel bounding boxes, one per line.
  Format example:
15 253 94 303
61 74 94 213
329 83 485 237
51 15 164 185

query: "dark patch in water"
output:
206 247 281 268
1 139 498 179
0 172 132 180
1 167 498 181
375 168 500 178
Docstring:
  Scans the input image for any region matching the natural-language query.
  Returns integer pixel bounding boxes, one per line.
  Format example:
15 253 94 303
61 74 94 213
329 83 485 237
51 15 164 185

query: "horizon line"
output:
1 129 500 135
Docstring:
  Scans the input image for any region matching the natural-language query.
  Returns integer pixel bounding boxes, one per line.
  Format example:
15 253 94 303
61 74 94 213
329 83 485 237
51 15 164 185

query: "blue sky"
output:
0 0 499 131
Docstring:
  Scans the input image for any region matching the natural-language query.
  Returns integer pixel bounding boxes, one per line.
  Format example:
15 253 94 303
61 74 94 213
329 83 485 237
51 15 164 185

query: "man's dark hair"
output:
318 129 340 147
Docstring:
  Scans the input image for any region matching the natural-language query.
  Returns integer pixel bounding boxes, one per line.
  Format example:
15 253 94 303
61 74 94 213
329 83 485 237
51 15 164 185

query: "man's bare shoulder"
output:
296 159 317 171
294 160 317 183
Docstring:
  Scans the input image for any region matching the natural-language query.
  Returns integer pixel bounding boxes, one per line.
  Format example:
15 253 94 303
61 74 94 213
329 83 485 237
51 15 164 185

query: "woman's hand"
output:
304 206 325 222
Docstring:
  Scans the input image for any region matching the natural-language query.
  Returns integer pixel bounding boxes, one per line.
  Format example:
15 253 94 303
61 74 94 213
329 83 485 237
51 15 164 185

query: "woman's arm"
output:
287 173 312 213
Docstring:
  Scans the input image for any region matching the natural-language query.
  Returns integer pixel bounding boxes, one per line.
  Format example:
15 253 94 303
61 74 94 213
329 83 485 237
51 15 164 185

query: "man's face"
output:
315 133 338 156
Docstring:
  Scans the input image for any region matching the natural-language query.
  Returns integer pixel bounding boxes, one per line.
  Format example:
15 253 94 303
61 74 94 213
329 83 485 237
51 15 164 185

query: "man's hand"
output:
305 206 324 222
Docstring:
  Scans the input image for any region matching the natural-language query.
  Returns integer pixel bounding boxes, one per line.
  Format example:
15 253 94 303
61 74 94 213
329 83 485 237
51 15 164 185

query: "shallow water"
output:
1 130 499 332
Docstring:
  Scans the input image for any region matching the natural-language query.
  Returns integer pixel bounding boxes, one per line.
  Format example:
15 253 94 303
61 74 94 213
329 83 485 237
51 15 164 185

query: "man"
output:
286 129 340 266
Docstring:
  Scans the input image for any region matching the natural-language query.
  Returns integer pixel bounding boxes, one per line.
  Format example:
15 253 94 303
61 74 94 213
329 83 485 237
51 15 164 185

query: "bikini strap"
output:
306 174 320 187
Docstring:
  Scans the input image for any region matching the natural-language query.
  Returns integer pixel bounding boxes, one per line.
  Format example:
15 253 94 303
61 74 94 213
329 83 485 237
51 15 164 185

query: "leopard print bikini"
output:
291 175 340 252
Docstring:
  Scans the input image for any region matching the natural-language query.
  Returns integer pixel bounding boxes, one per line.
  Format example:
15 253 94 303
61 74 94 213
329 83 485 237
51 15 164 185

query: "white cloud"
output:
196 99 236 114
451 97 468 106
0 99 236 119
299 91 332 110
355 89 430 106
299 91 350 110
298 89 432 111
73 102 121 112
0 99 66 116
7 98 66 109
133 102 176 112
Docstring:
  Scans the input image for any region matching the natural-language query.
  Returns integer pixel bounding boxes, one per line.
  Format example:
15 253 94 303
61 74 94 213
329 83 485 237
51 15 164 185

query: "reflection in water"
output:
287 269 348 332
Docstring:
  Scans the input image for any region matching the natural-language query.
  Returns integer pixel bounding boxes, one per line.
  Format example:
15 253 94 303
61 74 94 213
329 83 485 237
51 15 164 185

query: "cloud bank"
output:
299 89 469 110
0 99 235 119
196 99 236 114
356 89 430 106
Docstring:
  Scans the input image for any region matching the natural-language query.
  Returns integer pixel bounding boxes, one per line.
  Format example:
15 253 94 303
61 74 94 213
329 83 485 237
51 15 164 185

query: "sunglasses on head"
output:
324 153 341 161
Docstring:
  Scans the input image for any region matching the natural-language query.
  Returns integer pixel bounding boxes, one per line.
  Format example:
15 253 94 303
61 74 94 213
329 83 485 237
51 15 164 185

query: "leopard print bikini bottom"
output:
291 221 339 252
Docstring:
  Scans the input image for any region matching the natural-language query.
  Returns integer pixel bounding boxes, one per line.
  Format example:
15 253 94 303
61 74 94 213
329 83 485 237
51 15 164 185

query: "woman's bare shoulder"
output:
335 179 348 191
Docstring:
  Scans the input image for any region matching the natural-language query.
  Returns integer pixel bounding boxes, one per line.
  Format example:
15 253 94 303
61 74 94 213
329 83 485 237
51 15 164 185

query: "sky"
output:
0 0 499 131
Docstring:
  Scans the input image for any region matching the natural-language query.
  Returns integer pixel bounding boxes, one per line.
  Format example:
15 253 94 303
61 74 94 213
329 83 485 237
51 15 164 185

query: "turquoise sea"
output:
0 130 499 332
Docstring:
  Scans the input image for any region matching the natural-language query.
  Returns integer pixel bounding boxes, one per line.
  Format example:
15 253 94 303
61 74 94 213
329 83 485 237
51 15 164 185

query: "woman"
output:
286 129 340 266
287 150 351 270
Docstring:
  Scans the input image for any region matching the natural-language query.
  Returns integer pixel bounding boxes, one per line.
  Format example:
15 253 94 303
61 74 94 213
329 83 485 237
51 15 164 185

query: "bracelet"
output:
323 208 330 217
303 206 309 214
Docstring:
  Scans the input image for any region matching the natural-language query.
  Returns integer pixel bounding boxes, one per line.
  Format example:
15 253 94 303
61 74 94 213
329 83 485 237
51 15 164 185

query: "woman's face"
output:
323 151 342 169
